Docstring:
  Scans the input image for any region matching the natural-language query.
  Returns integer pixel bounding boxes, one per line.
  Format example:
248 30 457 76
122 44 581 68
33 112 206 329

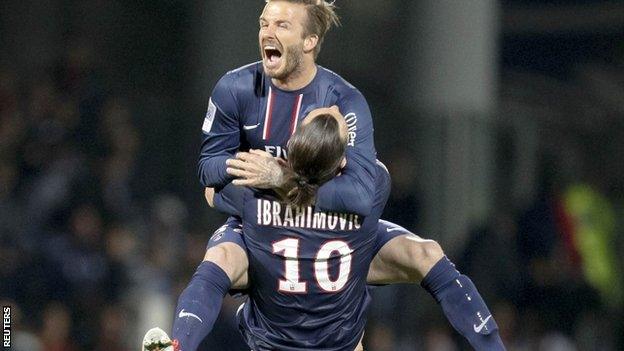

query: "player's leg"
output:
367 220 506 350
367 224 442 284
171 218 249 351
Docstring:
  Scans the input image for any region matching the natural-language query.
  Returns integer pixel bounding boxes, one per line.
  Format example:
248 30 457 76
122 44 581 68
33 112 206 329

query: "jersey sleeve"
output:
198 74 241 188
371 161 392 219
315 90 377 216
213 183 248 217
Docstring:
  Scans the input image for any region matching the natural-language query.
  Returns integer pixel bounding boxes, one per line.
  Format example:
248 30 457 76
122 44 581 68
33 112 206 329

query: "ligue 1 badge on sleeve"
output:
203 98 217 133
2 306 10 348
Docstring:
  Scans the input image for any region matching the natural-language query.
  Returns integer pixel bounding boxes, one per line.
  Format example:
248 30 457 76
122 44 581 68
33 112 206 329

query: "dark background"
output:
1 0 624 350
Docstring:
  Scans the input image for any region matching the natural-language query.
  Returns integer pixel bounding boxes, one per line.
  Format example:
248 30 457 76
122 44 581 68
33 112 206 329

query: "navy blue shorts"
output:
373 219 411 254
206 216 246 250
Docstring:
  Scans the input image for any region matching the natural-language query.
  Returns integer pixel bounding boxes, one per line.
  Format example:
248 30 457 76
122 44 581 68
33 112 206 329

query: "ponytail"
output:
287 175 319 207
286 113 346 208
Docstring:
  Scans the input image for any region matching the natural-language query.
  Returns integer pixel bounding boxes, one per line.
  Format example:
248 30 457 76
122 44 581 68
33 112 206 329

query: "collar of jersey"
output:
267 65 321 95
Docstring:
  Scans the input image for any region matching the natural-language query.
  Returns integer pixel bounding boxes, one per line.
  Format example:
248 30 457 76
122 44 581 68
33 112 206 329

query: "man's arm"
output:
223 91 378 216
205 184 247 217
315 90 377 216
198 74 241 188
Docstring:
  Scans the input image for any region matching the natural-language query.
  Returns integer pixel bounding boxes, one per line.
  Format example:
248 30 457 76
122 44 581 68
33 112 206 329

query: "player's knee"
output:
203 243 249 287
420 240 444 263
405 238 444 271
204 244 230 265
204 244 239 272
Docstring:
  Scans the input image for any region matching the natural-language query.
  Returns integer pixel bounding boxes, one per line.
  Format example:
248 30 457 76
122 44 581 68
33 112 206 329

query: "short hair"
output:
266 0 340 58
287 113 346 207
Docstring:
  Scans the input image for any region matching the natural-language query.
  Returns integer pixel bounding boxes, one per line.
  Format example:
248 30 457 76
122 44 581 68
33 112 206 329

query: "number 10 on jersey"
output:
272 238 352 293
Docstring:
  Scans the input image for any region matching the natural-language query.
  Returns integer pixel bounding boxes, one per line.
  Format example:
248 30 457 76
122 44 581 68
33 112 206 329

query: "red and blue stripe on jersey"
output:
198 62 378 217
261 86 303 142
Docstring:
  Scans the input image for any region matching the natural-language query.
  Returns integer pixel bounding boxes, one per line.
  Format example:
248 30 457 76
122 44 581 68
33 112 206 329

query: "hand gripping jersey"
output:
199 62 377 216
213 163 391 351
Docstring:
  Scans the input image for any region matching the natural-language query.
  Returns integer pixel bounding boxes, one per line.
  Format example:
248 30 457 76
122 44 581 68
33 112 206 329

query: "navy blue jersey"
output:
199 62 377 216
213 162 391 351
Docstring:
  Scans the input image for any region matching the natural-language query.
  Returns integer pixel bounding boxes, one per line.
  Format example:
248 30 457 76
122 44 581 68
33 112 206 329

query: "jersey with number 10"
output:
214 162 390 351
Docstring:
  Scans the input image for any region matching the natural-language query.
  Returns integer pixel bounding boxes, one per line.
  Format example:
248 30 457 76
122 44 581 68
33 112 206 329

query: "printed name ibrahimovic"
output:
257 199 361 231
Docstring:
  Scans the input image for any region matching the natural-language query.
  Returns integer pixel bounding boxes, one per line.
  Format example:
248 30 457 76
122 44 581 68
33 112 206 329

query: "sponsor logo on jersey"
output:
264 145 288 159
344 113 357 146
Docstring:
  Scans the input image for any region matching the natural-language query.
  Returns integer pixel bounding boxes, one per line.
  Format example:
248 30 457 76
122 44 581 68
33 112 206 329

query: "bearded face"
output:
261 40 304 80
259 1 310 81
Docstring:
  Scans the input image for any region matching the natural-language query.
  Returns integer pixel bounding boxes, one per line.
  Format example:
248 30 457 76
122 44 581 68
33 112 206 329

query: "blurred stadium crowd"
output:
1 44 624 351
2 1 624 350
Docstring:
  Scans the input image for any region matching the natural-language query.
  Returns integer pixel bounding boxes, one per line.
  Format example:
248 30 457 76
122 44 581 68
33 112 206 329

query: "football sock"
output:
172 261 231 351
421 256 506 350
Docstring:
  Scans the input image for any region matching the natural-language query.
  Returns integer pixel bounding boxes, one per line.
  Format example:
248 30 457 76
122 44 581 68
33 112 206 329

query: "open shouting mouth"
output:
263 44 283 70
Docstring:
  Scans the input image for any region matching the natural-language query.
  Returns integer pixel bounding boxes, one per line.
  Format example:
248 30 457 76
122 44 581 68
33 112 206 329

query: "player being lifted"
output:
207 107 388 350
145 107 377 350
144 1 505 350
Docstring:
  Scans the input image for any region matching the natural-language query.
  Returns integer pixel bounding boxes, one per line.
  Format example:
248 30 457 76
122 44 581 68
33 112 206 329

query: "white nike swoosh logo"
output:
386 227 405 233
179 309 203 323
473 315 492 333
243 123 260 130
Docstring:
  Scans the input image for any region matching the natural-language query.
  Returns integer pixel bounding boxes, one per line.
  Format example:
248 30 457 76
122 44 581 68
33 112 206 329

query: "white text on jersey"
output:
257 199 361 231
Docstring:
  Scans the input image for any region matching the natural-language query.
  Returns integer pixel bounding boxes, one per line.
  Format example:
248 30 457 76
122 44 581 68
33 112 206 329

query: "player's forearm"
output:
316 174 374 216
322 94 377 215
198 154 233 188
315 148 376 215
197 78 241 188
